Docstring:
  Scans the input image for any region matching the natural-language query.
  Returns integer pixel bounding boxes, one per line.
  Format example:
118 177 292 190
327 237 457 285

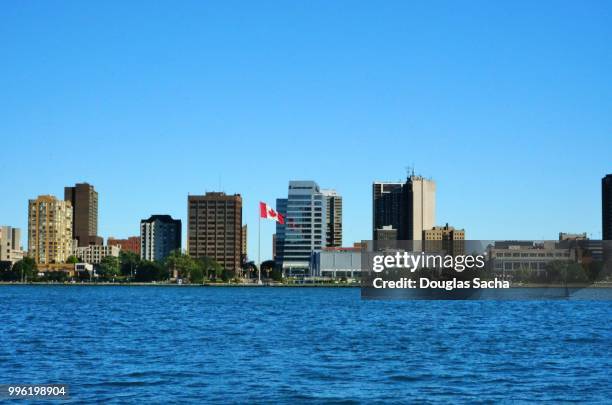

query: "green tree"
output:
66 255 79 264
164 250 200 280
98 256 120 280
261 260 276 280
135 261 166 282
10 257 37 282
199 256 223 280
119 250 141 278
190 265 204 283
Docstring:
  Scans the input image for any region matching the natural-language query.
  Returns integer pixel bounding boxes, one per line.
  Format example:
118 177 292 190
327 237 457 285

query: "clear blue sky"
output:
1 1 611 260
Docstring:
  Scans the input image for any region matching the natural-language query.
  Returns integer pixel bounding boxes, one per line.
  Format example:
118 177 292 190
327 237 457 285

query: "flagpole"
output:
258 209 262 285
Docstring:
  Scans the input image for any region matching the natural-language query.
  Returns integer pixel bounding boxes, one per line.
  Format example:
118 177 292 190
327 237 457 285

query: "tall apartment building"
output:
28 195 73 265
0 226 23 264
372 175 436 241
322 189 342 247
275 181 342 275
603 174 612 240
64 183 102 246
187 192 242 272
107 236 141 255
140 215 181 262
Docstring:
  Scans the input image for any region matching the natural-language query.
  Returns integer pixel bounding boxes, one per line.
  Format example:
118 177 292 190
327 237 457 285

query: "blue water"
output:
1 286 611 403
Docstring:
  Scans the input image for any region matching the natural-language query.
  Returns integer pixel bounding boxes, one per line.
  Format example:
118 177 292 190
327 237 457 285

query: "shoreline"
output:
1 281 612 288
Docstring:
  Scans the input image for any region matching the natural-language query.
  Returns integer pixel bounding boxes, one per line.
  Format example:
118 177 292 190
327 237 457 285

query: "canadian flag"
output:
260 202 285 224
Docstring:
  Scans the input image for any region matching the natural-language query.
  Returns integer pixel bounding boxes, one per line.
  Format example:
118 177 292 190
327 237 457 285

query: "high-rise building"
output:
140 215 181 261
107 236 141 255
372 175 436 241
64 183 102 247
603 174 612 240
399 175 436 240
0 226 23 264
187 192 242 272
275 181 341 275
322 189 342 247
372 181 403 239
28 195 73 265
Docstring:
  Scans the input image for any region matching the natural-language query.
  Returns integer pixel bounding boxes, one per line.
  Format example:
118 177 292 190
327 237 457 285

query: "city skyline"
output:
1 2 611 260
4 172 611 265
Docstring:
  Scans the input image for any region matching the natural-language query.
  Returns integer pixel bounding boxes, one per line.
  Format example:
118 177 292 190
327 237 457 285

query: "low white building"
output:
74 245 120 265
310 248 362 279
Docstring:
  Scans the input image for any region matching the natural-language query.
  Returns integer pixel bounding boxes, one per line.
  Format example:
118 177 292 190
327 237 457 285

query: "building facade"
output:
603 174 612 241
275 181 334 275
423 223 465 255
241 225 248 261
74 244 120 265
375 225 398 241
322 189 342 247
187 192 242 272
107 236 141 255
399 175 436 240
372 181 403 240
28 195 73 265
64 183 102 247
0 226 23 264
373 175 436 241
310 247 361 279
487 241 573 279
140 215 181 262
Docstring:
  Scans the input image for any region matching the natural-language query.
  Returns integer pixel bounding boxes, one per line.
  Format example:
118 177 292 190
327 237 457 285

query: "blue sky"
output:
1 1 611 260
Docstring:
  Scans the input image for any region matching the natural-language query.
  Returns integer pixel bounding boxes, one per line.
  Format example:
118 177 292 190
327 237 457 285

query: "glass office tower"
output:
275 181 326 276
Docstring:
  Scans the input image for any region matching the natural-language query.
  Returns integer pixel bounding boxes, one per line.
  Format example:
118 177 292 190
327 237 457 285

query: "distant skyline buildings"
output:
64 183 102 247
187 192 243 272
2 171 609 271
372 181 403 240
27 195 73 266
275 181 342 275
399 175 436 241
322 189 342 248
373 175 436 241
140 215 181 262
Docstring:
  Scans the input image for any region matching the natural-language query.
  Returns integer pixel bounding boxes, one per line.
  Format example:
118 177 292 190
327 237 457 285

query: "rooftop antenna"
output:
405 164 415 179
